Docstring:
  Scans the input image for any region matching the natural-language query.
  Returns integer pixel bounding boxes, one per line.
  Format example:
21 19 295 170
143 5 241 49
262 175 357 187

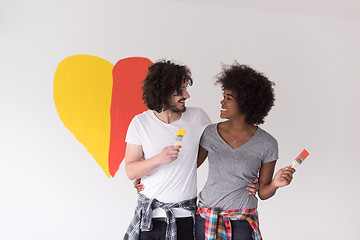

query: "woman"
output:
134 63 295 239
195 63 295 240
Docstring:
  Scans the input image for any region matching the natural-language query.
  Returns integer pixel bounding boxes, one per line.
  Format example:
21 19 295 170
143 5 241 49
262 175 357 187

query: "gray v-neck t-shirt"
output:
198 123 278 211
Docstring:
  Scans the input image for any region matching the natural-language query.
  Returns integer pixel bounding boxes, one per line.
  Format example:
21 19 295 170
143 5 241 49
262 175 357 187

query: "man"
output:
123 60 212 240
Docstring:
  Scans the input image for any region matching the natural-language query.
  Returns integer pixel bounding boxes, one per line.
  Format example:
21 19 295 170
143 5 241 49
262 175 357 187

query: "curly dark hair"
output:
216 62 275 125
142 60 193 112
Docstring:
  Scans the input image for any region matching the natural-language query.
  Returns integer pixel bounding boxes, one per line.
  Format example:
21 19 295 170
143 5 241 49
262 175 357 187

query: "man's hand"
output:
125 144 182 180
157 145 182 165
246 178 259 195
133 178 144 194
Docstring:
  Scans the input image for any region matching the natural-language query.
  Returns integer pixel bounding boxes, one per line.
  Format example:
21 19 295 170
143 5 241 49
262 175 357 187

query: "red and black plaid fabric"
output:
197 201 262 240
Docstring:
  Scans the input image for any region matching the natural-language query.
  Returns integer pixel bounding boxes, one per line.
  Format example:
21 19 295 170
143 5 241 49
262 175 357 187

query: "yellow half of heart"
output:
54 55 114 177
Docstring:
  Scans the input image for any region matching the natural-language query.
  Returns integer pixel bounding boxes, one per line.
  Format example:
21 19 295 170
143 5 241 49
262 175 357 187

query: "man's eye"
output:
174 90 183 96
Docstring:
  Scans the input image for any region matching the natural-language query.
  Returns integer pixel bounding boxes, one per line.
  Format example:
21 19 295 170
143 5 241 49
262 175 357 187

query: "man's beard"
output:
169 99 186 113
170 105 186 113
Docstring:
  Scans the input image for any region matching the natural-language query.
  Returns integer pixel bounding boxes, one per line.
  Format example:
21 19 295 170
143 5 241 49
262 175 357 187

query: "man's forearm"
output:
126 155 161 180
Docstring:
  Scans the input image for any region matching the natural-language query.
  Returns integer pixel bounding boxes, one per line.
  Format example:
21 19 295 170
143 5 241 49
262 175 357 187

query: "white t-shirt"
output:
125 107 211 218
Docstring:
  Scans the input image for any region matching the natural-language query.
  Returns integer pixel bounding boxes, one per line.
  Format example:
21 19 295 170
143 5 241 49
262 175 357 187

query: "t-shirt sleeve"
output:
262 137 279 163
125 116 142 145
197 108 212 149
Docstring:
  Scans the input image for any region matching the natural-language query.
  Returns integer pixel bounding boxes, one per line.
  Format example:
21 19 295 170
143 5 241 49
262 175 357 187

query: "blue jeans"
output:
195 214 253 240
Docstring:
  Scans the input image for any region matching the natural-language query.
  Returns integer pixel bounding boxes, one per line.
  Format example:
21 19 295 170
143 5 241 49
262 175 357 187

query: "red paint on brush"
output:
296 149 309 161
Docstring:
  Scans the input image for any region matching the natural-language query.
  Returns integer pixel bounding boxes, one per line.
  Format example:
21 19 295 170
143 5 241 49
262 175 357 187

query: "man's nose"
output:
182 89 190 99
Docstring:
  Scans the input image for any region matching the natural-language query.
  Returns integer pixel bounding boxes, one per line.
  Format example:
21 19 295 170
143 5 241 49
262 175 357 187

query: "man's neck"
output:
153 109 182 124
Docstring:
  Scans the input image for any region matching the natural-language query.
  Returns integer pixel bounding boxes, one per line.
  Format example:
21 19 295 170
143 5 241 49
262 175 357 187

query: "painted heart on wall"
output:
54 55 153 177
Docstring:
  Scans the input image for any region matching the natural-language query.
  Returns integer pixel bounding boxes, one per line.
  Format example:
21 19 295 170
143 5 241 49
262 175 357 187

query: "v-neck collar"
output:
215 122 260 150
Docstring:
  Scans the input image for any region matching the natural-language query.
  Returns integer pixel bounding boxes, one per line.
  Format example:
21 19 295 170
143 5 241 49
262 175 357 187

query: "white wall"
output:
1 0 359 239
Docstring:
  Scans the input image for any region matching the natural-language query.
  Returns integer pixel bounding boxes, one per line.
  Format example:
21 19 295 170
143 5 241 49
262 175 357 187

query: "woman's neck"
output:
218 117 257 148
228 115 254 131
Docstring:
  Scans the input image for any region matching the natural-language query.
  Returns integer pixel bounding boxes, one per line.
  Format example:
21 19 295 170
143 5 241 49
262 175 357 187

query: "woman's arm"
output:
197 145 208 168
258 161 295 200
133 178 144 194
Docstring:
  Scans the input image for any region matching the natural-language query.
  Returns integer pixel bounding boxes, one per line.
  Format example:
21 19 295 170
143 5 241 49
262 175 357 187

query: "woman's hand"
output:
133 178 144 194
246 178 259 195
258 161 295 200
272 165 296 188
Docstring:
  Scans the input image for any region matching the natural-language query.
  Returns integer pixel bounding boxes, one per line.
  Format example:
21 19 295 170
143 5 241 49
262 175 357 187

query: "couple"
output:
123 60 295 240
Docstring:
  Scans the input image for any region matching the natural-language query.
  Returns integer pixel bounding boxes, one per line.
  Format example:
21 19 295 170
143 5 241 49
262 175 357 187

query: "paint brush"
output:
291 149 309 168
174 129 186 146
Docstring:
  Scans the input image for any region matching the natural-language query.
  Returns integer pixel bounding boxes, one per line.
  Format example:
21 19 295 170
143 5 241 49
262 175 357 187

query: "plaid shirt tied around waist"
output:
197 201 262 240
123 194 197 240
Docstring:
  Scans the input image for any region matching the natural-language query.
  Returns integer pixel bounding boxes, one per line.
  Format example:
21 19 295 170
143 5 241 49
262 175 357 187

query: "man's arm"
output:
125 143 181 180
